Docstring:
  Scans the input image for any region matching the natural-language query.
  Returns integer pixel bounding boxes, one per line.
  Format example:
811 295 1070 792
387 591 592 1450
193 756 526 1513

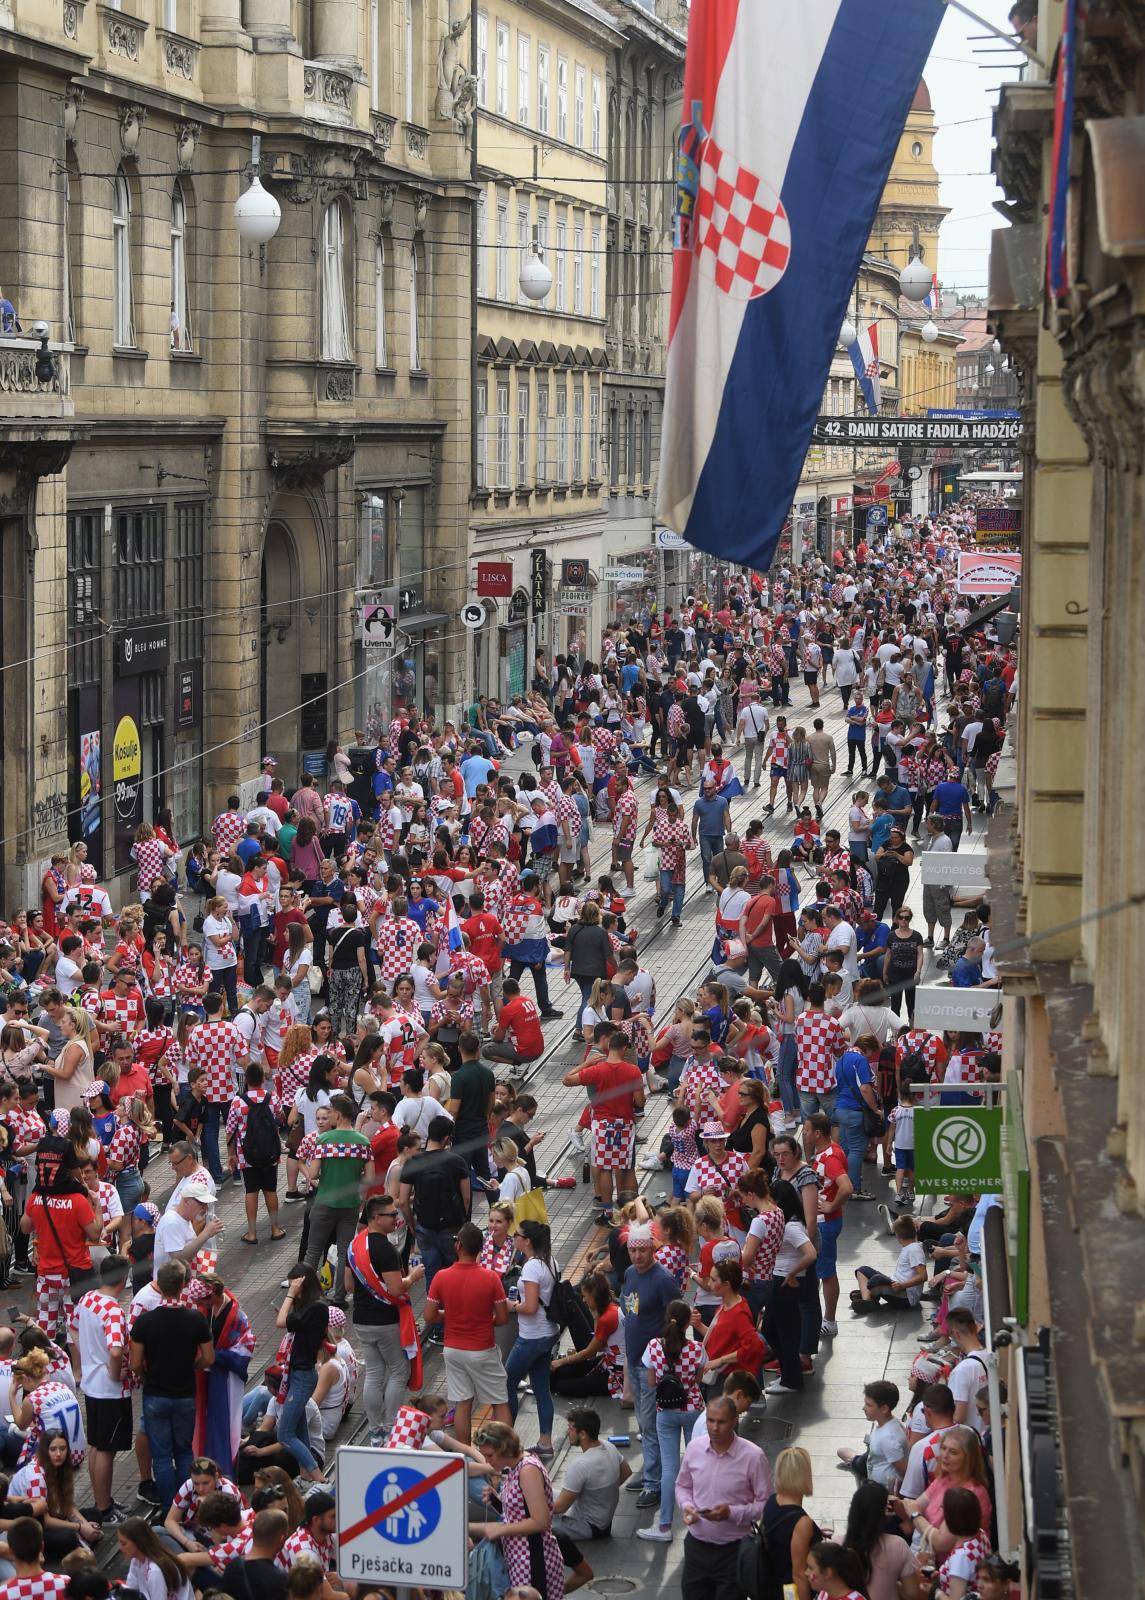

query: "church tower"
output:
872 78 949 275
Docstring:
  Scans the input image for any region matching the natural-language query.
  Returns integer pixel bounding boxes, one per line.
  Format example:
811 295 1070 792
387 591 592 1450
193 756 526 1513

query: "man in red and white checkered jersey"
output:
183 992 248 1182
168 1459 243 1543
0 1517 72 1600
278 1492 336 1571
374 909 424 984
794 995 847 1110
611 776 640 893
96 971 146 1039
70 1253 134 1521
212 801 247 859
187 1494 256 1574
591 723 618 777
895 1026 947 1082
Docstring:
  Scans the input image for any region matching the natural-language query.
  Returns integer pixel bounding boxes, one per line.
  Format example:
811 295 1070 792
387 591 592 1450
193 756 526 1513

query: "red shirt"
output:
579 1058 643 1123
814 1141 849 1221
497 996 544 1059
743 892 779 948
26 1192 95 1273
109 1063 153 1107
461 913 503 982
271 908 309 967
368 1124 401 1196
426 1261 507 1351
265 793 290 822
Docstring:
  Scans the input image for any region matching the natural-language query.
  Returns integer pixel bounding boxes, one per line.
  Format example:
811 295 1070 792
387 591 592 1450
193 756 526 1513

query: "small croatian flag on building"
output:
922 271 939 311
849 321 882 417
657 0 944 572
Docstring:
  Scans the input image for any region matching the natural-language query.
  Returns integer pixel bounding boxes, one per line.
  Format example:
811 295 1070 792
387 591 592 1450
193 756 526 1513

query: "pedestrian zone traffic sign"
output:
336 1445 468 1586
915 1106 1003 1193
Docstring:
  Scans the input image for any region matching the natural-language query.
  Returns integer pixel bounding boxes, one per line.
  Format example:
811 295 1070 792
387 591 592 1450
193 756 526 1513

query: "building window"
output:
397 486 426 592
537 379 549 480
475 379 488 488
517 381 529 485
591 74 602 154
626 407 636 486
66 510 102 690
113 506 165 622
408 242 423 369
404 0 416 121
589 386 599 480
112 169 135 348
496 20 509 115
574 63 585 147
476 12 487 105
369 0 379 106
536 202 548 259
573 222 583 314
608 402 619 488
573 383 583 480
517 205 530 305
495 378 510 488
64 169 76 345
555 218 566 311
555 381 567 482
496 202 508 300
173 500 205 662
556 55 567 139
319 201 352 362
642 409 652 486
537 43 549 133
517 31 529 124
170 181 192 352
590 227 600 317
374 238 388 367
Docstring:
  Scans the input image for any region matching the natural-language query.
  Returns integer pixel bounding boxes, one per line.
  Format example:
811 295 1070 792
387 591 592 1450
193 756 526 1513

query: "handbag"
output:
307 965 324 995
512 1180 549 1227
642 844 661 882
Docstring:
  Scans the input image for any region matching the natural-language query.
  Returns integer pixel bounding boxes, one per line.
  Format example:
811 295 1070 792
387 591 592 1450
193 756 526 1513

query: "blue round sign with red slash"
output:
364 1464 442 1544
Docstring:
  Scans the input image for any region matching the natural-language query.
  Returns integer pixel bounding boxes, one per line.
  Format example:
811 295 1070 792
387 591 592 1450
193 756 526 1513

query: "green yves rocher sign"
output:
914 1107 1004 1193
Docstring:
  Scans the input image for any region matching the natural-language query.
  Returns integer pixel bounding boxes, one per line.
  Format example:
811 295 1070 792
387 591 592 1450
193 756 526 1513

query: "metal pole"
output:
941 0 1045 67
980 1253 1013 1558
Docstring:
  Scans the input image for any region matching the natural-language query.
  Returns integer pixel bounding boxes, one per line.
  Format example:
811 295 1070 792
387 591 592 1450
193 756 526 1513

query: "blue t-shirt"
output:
846 705 869 742
857 921 890 960
460 755 496 797
884 785 912 816
950 958 983 988
620 1262 680 1365
235 837 261 867
869 813 894 853
932 780 970 817
692 794 729 838
834 1048 874 1112
621 663 640 694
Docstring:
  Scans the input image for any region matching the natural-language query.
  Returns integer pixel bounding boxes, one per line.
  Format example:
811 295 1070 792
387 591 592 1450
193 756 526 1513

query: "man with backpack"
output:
224 1063 284 1244
398 1116 471 1305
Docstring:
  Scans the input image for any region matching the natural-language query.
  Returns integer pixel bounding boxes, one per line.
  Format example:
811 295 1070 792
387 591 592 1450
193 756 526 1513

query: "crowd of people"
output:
0 505 1023 1600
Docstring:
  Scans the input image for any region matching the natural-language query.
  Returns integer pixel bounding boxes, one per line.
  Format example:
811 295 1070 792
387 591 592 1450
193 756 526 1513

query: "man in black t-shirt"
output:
216 1509 289 1598
398 1117 470 1310
129 1259 214 1510
349 1196 425 1442
445 1032 495 1181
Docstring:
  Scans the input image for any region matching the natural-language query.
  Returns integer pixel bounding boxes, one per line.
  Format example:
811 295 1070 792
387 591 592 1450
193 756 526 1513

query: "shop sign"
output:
655 528 688 550
530 550 549 616
175 666 198 730
560 558 589 586
956 551 1022 596
604 565 646 582
112 687 143 873
559 586 592 616
914 982 1000 1034
460 604 485 629
115 622 169 677
76 707 103 875
360 601 395 648
508 588 529 622
476 561 513 597
976 506 1021 533
921 853 991 887
915 1106 1004 1193
834 495 852 516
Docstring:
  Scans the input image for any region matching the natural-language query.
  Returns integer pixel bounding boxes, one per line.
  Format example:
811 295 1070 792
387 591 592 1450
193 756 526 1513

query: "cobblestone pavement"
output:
16 675 987 1593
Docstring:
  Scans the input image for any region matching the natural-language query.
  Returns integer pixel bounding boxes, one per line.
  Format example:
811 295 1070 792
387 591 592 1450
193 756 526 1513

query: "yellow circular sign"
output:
112 715 141 782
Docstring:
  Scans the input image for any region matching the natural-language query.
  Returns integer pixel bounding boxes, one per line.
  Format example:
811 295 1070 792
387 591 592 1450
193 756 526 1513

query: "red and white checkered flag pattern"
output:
387 1405 432 1449
694 136 792 301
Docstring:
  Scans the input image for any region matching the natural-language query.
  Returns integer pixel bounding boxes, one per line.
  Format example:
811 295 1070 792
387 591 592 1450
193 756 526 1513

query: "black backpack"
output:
899 1048 929 1091
242 1096 282 1166
737 1503 803 1600
543 1265 582 1338
653 1354 689 1412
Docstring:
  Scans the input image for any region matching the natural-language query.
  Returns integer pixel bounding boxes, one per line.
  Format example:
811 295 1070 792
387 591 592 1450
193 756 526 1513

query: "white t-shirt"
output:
623 970 655 1015
153 1211 198 1272
293 1087 331 1136
202 914 236 972
827 920 860 979
948 1351 989 1433
393 1095 441 1142
55 956 83 997
516 1257 559 1340
215 870 243 914
168 1167 217 1211
866 1417 909 1488
126 1556 194 1600
497 1167 531 1207
890 1241 927 1305
411 963 437 1010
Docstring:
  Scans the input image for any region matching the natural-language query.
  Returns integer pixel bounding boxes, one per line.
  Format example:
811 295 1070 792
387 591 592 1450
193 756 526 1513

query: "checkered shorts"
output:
590 1119 636 1172
36 1274 71 1340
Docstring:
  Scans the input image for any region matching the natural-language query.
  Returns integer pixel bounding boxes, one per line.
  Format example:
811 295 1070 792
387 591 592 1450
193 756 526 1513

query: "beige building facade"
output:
0 0 474 899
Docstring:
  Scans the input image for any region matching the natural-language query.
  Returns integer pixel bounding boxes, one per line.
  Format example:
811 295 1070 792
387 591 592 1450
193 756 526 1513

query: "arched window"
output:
319 200 352 362
170 181 192 352
408 241 422 370
111 170 135 348
374 237 388 368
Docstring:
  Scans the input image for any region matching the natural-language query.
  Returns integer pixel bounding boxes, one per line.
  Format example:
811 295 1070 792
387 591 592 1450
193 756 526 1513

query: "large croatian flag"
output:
657 0 944 572
849 321 881 416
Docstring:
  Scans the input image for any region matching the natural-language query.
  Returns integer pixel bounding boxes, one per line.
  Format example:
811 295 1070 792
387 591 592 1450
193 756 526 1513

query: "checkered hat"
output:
79 864 97 883
326 1307 347 1336
183 1277 212 1304
701 1120 729 1140
82 1079 111 1104
387 1406 431 1450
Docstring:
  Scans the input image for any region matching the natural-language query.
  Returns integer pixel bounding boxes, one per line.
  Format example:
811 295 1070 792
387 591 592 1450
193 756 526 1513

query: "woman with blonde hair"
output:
43 1007 96 1111
654 1206 695 1290
252 1463 306 1531
762 1445 821 1600
492 1138 533 1209
106 1095 155 1211
652 996 695 1095
577 977 622 1046
891 1426 992 1557
470 1421 564 1599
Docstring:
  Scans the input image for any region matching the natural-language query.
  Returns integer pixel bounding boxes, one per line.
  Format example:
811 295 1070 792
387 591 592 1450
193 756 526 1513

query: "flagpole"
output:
940 0 1045 69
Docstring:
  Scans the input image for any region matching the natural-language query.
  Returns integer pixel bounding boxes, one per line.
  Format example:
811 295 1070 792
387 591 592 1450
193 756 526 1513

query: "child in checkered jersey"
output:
668 1106 699 1199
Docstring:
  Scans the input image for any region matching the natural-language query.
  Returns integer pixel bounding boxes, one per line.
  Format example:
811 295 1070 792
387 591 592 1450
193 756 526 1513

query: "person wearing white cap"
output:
152 1182 222 1273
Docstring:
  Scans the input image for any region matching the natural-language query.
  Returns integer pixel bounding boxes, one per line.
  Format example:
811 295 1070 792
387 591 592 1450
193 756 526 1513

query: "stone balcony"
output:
0 337 73 420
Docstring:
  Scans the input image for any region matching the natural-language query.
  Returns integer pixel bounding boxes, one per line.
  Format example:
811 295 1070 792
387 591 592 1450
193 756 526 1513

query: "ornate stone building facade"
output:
0 0 473 899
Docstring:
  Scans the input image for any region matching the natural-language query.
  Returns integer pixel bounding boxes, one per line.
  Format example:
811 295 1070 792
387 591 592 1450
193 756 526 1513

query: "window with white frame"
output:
476 12 488 105
572 383 583 480
369 0 379 106
590 226 600 317
496 21 508 115
475 379 488 488
319 200 352 361
374 238 388 367
591 74 602 154
517 381 529 485
642 408 652 485
537 379 549 480
556 55 567 139
517 205 529 305
64 171 75 344
495 378 510 488
169 180 191 352
589 385 599 479
404 0 415 121
574 64 585 147
112 169 135 348
555 217 566 311
573 222 583 314
409 241 423 369
537 43 549 133
476 189 486 297
536 202 548 259
555 381 567 482
496 202 508 300
517 31 529 124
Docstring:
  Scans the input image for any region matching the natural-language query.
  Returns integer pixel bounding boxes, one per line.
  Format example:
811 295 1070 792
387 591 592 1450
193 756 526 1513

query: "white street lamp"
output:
984 362 995 377
899 255 932 302
234 176 281 244
992 337 1001 353
920 318 939 344
519 251 552 302
839 319 857 349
